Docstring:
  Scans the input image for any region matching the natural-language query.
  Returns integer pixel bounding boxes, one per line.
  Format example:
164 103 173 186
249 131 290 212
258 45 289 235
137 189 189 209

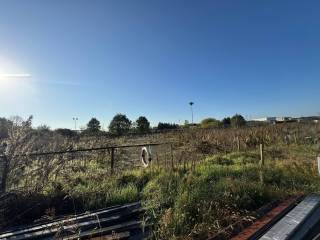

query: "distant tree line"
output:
200 114 246 129
0 113 248 140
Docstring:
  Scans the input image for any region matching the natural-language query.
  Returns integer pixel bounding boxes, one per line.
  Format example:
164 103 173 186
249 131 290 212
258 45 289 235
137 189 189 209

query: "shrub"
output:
200 118 222 129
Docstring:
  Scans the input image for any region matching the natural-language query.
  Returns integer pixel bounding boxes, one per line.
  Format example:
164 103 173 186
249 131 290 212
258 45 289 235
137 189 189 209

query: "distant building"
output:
275 117 293 122
295 116 320 123
252 117 294 123
252 116 320 124
252 117 276 123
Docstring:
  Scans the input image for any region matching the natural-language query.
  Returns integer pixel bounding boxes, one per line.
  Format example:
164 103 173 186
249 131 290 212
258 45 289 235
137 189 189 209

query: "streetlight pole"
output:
73 117 78 131
189 102 194 124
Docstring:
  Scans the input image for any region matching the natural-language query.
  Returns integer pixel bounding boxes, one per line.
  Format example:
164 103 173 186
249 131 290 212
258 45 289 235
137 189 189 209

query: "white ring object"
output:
141 146 151 167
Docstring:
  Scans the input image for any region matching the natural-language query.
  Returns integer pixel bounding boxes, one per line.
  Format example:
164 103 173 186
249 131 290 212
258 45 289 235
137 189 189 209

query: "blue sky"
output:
0 0 319 129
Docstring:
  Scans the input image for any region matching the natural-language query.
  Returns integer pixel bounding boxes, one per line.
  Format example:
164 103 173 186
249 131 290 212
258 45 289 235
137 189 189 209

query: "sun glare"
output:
0 57 35 103
0 73 32 92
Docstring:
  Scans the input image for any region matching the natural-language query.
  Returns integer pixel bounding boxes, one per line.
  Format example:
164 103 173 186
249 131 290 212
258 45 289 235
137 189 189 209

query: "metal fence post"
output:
110 147 115 175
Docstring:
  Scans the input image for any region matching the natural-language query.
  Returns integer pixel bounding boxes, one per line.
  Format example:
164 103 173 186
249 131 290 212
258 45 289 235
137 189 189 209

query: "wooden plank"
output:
259 194 320 240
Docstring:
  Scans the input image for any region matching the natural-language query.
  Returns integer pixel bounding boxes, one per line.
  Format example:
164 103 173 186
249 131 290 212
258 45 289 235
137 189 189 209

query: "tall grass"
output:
142 151 320 239
1 123 320 237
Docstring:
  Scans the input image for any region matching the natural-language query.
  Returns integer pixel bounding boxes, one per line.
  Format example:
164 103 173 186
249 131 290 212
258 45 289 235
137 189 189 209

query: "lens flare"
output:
0 57 35 107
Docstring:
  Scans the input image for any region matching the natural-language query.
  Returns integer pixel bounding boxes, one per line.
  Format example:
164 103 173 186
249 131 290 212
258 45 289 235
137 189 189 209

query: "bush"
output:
157 122 179 130
200 118 222 129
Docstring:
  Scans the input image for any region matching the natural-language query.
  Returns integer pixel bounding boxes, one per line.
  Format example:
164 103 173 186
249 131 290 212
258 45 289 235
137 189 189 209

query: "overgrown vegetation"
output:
143 151 319 239
0 120 320 239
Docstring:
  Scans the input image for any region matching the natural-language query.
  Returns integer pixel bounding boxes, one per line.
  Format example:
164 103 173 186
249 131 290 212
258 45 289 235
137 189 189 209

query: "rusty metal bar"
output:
10 142 170 158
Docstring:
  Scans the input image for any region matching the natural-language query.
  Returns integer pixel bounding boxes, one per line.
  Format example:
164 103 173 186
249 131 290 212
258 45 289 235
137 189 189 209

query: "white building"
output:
252 117 293 123
252 117 276 122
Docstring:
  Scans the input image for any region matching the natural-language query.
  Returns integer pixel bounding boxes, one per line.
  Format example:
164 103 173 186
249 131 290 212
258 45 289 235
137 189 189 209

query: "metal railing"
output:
0 142 174 193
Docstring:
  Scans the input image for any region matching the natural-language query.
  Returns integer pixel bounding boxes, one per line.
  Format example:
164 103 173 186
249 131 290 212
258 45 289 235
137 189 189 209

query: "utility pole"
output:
73 117 78 131
189 102 194 124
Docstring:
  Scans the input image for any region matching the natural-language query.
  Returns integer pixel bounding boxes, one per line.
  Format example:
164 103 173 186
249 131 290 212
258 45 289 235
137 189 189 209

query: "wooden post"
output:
156 152 159 170
150 155 152 174
317 156 320 176
237 137 240 152
170 144 174 171
0 155 8 193
259 143 264 183
165 152 168 170
110 147 115 175
260 143 264 166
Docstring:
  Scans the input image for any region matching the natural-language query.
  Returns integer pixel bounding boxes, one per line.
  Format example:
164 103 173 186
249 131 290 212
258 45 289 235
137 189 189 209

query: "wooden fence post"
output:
317 156 320 176
156 152 159 170
170 144 174 171
260 143 264 166
237 136 240 152
110 147 115 175
259 143 264 183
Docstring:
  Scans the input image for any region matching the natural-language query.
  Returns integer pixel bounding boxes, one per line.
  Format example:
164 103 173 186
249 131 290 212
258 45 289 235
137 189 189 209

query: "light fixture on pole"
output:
189 102 194 124
73 117 78 131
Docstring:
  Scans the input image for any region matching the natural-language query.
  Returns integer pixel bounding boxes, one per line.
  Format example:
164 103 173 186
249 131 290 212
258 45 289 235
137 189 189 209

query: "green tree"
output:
222 117 231 127
136 116 150 134
87 118 101 132
109 114 131 135
200 118 221 129
231 114 246 128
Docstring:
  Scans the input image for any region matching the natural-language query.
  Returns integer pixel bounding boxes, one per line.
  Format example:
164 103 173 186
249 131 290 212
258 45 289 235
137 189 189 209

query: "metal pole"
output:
110 147 115 175
189 102 194 124
191 105 194 124
73 117 78 131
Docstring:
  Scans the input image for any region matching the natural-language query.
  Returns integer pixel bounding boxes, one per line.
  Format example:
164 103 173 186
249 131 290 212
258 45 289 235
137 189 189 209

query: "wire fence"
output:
2 123 319 193
1 142 191 192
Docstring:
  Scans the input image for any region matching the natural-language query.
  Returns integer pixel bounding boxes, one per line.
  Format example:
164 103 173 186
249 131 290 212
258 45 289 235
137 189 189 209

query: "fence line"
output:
7 142 171 158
